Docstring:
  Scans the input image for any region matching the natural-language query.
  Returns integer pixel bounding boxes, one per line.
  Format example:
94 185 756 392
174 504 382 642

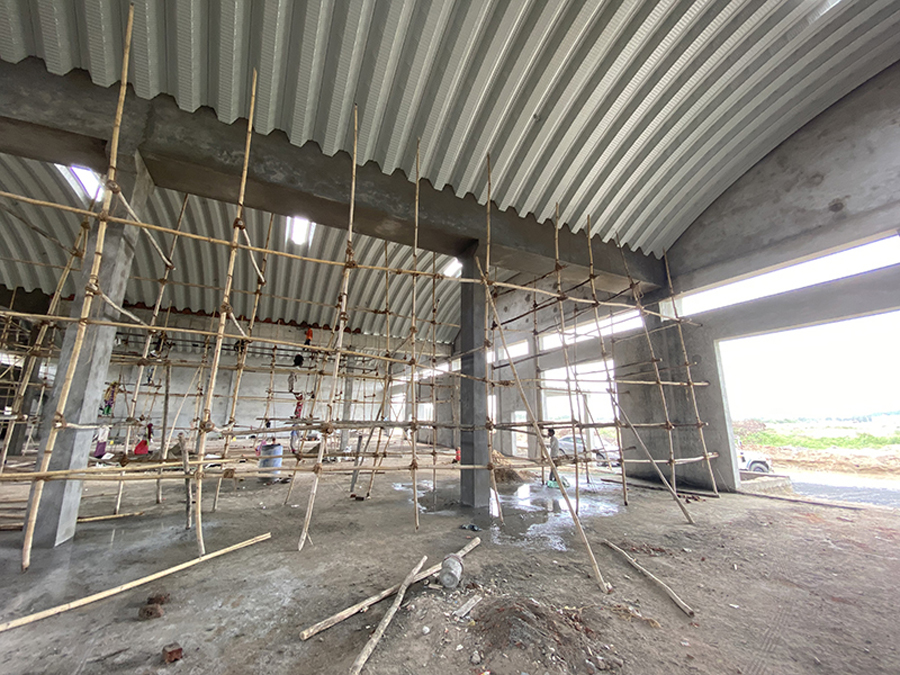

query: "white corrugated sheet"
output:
0 0 897 283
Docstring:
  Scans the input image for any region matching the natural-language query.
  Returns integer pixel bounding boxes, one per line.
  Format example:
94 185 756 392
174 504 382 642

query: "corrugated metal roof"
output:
0 152 468 343
0 0 899 257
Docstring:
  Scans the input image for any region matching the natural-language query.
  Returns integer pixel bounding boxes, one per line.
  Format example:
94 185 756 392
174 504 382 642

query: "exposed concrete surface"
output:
29 154 152 548
0 58 664 289
668 60 900 294
459 248 489 507
1 472 899 674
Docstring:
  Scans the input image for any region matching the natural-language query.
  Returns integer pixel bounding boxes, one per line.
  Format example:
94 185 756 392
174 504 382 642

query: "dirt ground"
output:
1 464 899 674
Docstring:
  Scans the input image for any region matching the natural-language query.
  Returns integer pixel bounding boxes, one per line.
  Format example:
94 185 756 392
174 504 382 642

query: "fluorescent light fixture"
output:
287 217 316 247
443 258 463 277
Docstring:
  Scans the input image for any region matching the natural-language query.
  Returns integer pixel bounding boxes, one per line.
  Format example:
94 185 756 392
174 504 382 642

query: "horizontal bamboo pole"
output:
77 511 144 523
0 533 271 634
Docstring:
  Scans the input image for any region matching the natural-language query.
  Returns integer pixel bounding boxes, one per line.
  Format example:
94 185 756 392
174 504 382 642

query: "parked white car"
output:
739 449 772 473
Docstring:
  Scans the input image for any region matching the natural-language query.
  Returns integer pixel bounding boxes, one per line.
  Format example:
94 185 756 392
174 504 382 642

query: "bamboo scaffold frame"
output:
0 13 726 594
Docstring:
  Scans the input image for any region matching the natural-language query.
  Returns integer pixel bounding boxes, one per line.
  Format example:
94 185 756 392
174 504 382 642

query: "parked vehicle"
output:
739 449 772 473
557 434 621 466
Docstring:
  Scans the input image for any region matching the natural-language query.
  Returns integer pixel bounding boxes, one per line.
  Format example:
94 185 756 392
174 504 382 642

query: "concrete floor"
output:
0 466 898 674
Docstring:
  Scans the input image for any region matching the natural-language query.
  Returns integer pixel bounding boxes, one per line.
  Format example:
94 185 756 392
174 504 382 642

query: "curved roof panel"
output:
0 0 898 257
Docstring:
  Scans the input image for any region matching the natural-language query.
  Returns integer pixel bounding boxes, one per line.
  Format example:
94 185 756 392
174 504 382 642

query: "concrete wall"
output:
668 61 900 295
619 262 900 492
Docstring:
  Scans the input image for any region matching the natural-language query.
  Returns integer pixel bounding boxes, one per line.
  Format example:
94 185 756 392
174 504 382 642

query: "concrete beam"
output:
0 58 664 291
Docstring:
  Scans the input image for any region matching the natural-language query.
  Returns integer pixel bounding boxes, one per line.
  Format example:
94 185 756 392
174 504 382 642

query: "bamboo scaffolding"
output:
21 5 136 572
553 208 583 513
298 105 359 551
585 220 628 504
483 155 504 524
0 225 86 475
663 254 719 496
477 258 610 592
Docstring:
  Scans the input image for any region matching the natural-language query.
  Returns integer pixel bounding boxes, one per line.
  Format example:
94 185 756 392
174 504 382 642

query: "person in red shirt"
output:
305 327 313 345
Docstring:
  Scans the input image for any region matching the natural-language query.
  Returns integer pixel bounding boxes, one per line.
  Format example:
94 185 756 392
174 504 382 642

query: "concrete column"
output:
613 313 737 492
339 360 355 452
459 247 489 507
31 152 153 547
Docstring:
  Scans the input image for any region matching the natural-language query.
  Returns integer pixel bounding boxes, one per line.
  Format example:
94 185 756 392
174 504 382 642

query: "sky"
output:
718 310 900 420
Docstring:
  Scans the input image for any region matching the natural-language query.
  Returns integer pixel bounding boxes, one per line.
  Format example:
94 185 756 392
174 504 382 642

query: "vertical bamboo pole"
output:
214 215 274 511
117 193 188 510
533 282 545 484
363 242 394 499
298 105 359 551
0 227 86 475
584 221 627 503
663 255 719 495
193 69 259 556
430 252 438 505
408 140 420 530
552 207 583 513
21 5 136 571
618 240 677 495
483 155 503 523
476 258 610 593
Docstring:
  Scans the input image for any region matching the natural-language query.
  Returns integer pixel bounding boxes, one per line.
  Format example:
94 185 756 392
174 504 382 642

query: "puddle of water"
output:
409 477 621 553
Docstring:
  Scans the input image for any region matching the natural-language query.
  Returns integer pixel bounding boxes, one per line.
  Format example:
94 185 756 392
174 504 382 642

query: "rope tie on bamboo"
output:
52 412 65 428
200 420 216 433
664 421 676 431
321 422 335 435
106 179 120 194
409 458 419 471
484 419 494 431
233 217 245 230
313 463 323 476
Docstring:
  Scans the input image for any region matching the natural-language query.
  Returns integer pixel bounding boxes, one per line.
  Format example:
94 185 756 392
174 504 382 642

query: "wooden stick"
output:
349 555 428 675
0 532 271 633
300 537 481 640
603 540 694 616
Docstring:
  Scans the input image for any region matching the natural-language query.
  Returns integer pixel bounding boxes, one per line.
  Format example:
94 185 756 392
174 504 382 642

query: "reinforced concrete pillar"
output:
459 246 489 507
339 359 354 452
31 152 153 547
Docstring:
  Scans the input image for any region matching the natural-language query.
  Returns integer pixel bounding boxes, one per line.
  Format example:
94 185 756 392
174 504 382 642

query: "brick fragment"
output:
162 643 183 663
138 603 164 620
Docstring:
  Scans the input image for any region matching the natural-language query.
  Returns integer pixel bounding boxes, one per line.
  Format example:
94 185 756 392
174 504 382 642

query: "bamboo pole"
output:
300 537 481 640
613 401 694 524
0 226 86 475
618 239 677 494
116 194 188 512
603 540 694 616
409 140 420 530
477 258 610 592
483 154 503 524
585 221 628 504
21 5 136 572
0 533 271 633
298 105 359 551
193 69 260 556
215 215 274 511
553 207 583 513
349 555 428 675
663 254 719 496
